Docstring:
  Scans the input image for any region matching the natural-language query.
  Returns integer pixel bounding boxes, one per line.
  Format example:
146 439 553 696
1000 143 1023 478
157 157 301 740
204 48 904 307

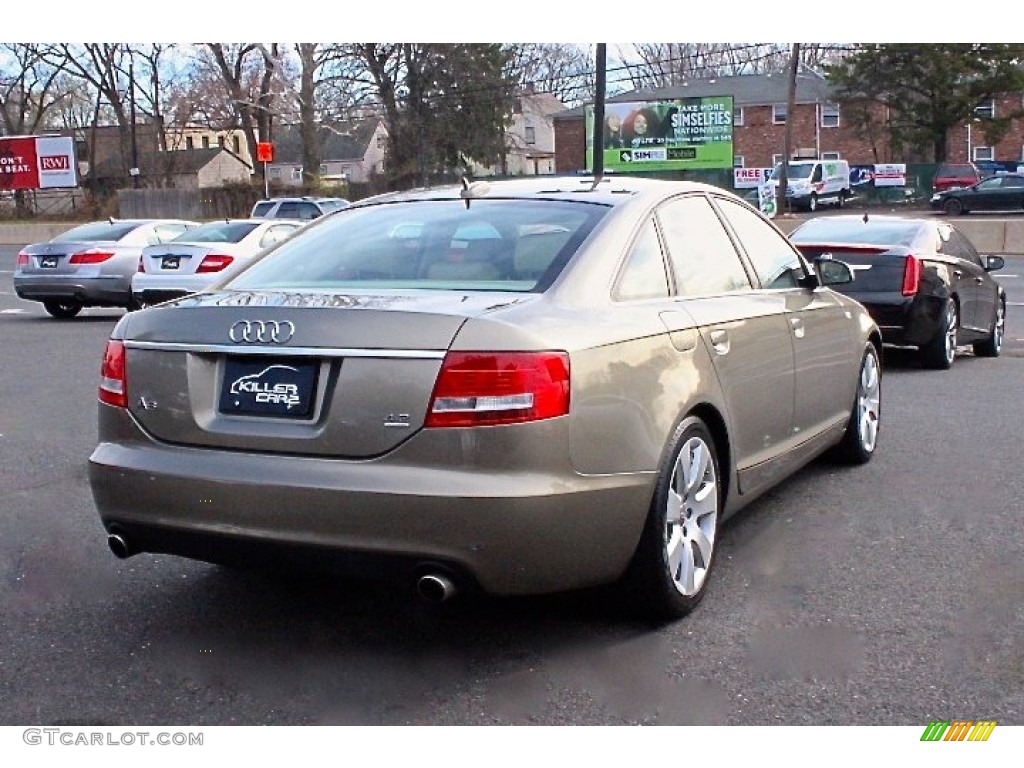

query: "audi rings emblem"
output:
229 320 295 344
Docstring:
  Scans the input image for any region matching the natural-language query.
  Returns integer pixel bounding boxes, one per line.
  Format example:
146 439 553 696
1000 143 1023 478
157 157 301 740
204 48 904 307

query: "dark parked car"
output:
14 219 199 318
790 214 1005 369
930 173 1024 215
931 162 982 194
89 177 880 621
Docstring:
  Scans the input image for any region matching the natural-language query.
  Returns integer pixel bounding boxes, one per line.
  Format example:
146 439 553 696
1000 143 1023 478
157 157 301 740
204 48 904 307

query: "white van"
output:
767 159 851 212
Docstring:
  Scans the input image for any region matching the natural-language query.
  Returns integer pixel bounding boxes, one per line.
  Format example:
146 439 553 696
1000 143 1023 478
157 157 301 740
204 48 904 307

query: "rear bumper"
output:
855 293 946 347
88 405 653 596
13 274 131 306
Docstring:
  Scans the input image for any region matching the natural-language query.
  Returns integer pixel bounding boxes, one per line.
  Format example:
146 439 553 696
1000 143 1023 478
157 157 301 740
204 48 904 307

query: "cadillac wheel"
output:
625 416 721 621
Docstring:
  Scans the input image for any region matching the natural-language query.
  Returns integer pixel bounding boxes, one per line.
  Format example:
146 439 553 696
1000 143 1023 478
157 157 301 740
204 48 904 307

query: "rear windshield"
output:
937 165 977 178
54 221 142 242
173 221 260 243
790 218 921 247
226 199 608 293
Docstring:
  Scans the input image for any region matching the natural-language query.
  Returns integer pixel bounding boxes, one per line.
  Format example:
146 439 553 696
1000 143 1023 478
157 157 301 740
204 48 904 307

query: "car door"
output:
712 195 856 443
970 177 1003 210
656 194 795 488
998 174 1024 210
936 223 982 332
942 225 994 334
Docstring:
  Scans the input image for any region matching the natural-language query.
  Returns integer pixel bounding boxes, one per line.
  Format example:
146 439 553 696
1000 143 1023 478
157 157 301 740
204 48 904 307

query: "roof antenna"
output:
590 43 607 191
862 212 869 223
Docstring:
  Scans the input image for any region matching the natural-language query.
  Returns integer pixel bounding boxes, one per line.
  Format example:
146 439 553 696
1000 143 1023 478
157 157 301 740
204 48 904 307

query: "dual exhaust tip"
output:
108 533 458 603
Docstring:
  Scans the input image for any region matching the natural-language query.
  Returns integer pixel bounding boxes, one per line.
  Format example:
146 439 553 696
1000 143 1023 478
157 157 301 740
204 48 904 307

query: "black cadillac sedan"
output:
930 172 1024 215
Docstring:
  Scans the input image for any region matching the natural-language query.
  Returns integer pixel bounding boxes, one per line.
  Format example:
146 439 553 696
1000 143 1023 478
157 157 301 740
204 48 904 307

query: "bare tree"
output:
206 43 284 177
616 43 852 90
504 43 594 106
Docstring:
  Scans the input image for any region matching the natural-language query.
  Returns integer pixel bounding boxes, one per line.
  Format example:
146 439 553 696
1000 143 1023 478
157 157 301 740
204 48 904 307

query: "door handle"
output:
789 316 806 339
709 329 730 356
954 270 963 278
974 277 984 284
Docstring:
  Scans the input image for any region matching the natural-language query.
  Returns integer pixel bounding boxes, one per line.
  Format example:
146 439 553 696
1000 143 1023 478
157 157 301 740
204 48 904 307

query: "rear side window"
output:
227 199 607 293
657 196 751 296
251 202 274 218
614 219 669 301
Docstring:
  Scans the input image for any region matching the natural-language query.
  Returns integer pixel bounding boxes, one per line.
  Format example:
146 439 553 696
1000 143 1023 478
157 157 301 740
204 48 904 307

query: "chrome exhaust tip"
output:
416 573 456 603
107 533 131 560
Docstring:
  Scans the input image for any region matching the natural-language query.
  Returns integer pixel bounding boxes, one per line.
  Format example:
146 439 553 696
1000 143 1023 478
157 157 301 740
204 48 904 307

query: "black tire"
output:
831 344 881 465
126 295 142 312
943 198 963 216
920 299 958 370
807 193 819 212
837 191 846 209
42 300 82 319
973 297 1005 358
622 416 722 622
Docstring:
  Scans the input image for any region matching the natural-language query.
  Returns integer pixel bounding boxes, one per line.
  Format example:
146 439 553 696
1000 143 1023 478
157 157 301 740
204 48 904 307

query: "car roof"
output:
350 176 729 209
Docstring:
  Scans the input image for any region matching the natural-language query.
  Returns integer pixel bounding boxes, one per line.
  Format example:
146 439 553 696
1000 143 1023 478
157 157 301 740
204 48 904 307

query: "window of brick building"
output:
733 108 744 127
973 146 994 162
772 104 787 124
525 126 536 145
202 136 210 149
733 155 744 168
772 154 784 166
821 151 841 160
975 99 996 119
820 104 840 128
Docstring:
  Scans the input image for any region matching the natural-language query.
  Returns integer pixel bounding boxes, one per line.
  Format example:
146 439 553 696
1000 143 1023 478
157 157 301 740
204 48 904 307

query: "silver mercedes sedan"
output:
88 177 881 620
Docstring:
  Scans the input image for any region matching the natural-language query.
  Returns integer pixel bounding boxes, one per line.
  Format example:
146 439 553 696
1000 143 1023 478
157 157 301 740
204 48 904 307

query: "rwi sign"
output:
40 155 70 171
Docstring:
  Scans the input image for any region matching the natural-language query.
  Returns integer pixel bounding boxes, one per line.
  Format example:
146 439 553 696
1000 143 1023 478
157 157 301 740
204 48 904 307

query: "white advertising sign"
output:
35 136 78 188
873 163 906 188
734 167 772 189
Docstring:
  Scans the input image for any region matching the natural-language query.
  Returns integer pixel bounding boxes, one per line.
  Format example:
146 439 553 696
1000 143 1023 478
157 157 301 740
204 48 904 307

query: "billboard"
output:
0 136 78 191
586 96 734 172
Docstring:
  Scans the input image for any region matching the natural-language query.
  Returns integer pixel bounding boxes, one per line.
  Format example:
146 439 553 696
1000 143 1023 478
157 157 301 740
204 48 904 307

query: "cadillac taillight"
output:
98 340 127 408
425 351 570 427
16 252 29 267
901 255 921 296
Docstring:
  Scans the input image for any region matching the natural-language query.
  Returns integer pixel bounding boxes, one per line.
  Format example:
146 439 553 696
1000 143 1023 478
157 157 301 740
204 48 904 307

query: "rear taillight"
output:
70 249 115 264
901 255 921 296
98 340 127 408
425 351 570 428
16 251 29 267
197 254 234 273
137 255 145 273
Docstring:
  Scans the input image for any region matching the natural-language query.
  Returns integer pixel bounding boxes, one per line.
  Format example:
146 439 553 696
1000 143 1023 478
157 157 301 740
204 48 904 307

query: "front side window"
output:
656 195 751 296
713 197 804 289
227 199 607 293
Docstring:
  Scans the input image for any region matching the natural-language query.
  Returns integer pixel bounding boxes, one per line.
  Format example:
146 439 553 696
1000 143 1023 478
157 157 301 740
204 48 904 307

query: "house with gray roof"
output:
266 118 388 186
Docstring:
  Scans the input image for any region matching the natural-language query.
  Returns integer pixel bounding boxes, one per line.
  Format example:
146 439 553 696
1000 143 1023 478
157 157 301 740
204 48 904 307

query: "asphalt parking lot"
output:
1 245 1022 727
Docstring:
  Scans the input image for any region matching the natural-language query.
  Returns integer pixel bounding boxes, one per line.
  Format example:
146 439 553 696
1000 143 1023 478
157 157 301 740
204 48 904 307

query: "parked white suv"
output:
250 196 349 220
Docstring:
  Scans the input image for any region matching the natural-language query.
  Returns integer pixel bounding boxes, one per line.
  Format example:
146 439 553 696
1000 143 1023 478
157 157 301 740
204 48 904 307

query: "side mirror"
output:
815 257 854 286
985 255 1005 272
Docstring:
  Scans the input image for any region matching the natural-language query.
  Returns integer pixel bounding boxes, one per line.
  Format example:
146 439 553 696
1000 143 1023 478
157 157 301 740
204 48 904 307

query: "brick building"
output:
553 72 1024 173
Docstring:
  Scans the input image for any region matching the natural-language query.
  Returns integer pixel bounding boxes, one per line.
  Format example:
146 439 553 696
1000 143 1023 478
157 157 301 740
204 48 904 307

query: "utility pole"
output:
592 44 606 181
129 56 139 188
776 42 800 216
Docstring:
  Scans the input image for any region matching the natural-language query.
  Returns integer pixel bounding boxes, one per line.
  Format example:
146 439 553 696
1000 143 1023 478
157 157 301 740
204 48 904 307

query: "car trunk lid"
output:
121 289 533 457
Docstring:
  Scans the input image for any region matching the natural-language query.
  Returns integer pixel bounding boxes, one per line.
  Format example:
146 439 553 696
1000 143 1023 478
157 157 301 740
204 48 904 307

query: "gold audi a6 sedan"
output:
88 177 881 620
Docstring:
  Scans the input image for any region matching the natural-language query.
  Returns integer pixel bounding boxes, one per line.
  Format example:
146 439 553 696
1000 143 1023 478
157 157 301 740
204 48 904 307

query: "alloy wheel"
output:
664 435 719 597
857 349 881 453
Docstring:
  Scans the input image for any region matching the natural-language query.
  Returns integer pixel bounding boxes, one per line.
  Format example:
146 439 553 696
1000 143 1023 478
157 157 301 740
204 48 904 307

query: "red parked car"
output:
932 163 982 193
